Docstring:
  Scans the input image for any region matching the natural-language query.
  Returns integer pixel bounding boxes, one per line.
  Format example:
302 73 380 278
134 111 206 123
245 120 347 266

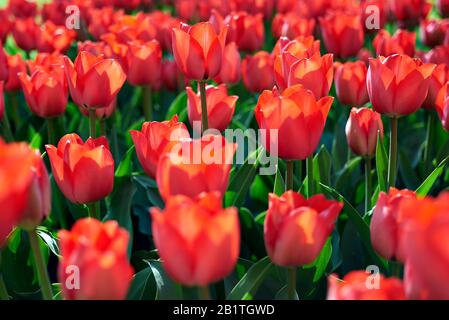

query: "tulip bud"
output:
255 84 333 160
242 51 275 93
367 54 435 116
12 18 39 51
130 115 190 179
124 40 162 88
187 84 237 132
214 42 241 85
5 54 27 92
0 46 8 83
423 64 449 109
45 134 115 204
225 12 265 52
390 0 431 29
8 0 37 19
423 44 449 65
335 61 369 108
373 29 416 57
370 188 417 261
58 218 134 300
420 19 449 48
327 271 405 300
0 9 12 44
272 13 315 39
265 191 343 266
37 21 76 54
437 0 449 18
151 192 240 286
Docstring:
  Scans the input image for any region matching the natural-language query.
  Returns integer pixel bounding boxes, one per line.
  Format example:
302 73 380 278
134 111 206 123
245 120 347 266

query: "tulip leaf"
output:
166 91 187 121
275 284 299 300
227 256 273 300
36 227 60 258
239 208 266 259
115 145 135 178
375 132 388 192
398 148 420 189
313 145 332 193
127 263 158 300
273 164 285 196
416 156 449 196
304 238 332 282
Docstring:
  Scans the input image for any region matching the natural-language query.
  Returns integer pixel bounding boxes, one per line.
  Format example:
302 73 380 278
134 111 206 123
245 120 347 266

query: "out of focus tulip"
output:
319 11 364 59
272 35 320 58
161 59 185 91
79 99 116 120
255 85 333 160
214 42 241 85
423 44 449 65
5 54 27 92
8 0 37 18
373 29 416 57
0 10 12 44
241 51 275 93
327 271 405 300
265 191 343 266
63 51 126 109
187 84 237 132
151 192 240 286
225 12 264 52
37 22 76 54
18 66 68 118
130 115 190 179
45 134 114 204
58 218 133 300
335 61 369 107
0 82 3 120
435 81 449 131
360 0 388 32
399 192 449 299
87 7 124 40
423 64 449 109
156 134 236 200
345 107 384 158
370 188 417 261
171 22 227 80
0 46 8 83
124 40 162 88
148 11 181 51
437 0 449 18
272 13 315 39
367 54 435 116
389 0 431 28
12 18 39 51
420 19 449 48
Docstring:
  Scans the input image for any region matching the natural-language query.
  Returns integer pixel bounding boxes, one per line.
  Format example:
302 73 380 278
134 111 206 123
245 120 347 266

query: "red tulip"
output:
148 11 181 51
37 21 76 54
12 18 39 51
130 115 190 179
5 53 27 92
265 191 343 266
327 271 405 300
357 48 373 65
151 192 240 286
156 134 236 201
255 85 333 160
423 44 449 65
370 188 417 261
420 19 449 48
161 59 185 91
18 65 68 118
63 51 126 109
187 84 237 132
8 0 37 18
241 51 275 93
79 98 116 119
225 12 265 52
58 218 133 300
346 107 384 158
214 42 241 85
45 134 114 204
399 192 449 299
124 40 162 88
171 22 227 80
87 7 125 40
272 35 320 58
390 0 431 28
0 46 7 83
319 11 364 59
373 29 416 57
423 64 449 109
360 0 388 32
107 12 157 44
335 61 369 107
272 13 315 39
435 81 449 131
27 52 66 74
0 9 13 43
437 0 449 18
367 54 435 116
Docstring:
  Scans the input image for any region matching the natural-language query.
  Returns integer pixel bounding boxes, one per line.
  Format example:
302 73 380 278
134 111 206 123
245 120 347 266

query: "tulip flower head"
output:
335 61 369 108
214 42 241 85
242 51 275 93
373 29 416 57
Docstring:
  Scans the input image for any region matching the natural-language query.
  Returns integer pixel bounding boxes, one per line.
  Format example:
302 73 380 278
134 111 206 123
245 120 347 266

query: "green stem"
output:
0 251 9 300
199 80 208 134
424 112 434 172
390 260 403 278
287 267 297 300
1 111 13 142
89 108 97 138
99 119 106 137
388 117 398 188
87 202 100 220
306 154 314 198
47 117 57 145
10 92 19 130
28 229 53 300
198 286 211 300
143 86 153 121
296 160 302 183
286 160 294 191
365 158 372 213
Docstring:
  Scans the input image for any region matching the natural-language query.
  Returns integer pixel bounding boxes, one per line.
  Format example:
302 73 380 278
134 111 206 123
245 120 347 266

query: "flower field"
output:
1 0 449 302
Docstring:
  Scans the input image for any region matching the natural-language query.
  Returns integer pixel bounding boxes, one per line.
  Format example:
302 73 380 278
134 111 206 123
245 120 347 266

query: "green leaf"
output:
273 164 285 196
398 149 420 189
275 284 299 300
227 256 273 300
416 156 449 196
239 208 266 259
376 132 388 192
127 263 158 300
166 91 187 121
36 227 60 257
304 238 332 282
314 145 332 193
115 146 135 178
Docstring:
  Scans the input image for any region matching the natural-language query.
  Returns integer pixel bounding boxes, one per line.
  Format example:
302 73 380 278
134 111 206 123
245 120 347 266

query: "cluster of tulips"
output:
1 0 449 301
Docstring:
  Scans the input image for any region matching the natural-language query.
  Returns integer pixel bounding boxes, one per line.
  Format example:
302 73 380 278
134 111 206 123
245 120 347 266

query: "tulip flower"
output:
12 18 39 52
87 7 124 40
37 21 76 54
272 35 320 58
241 51 275 93
45 134 114 207
437 0 449 18
370 188 417 261
265 191 343 266
272 13 315 39
420 20 449 48
423 44 449 65
423 64 449 109
0 46 8 83
130 115 190 179
225 12 265 52
5 53 27 92
390 0 431 28
187 84 237 132
8 0 37 18
327 271 405 300
0 9 12 43
319 11 364 59
151 192 240 288
58 218 134 300
18 66 68 118
398 192 449 299
214 42 241 85
373 29 416 57
156 134 236 201
361 0 388 32
161 58 186 92
335 61 369 107
435 81 449 131
367 54 435 186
